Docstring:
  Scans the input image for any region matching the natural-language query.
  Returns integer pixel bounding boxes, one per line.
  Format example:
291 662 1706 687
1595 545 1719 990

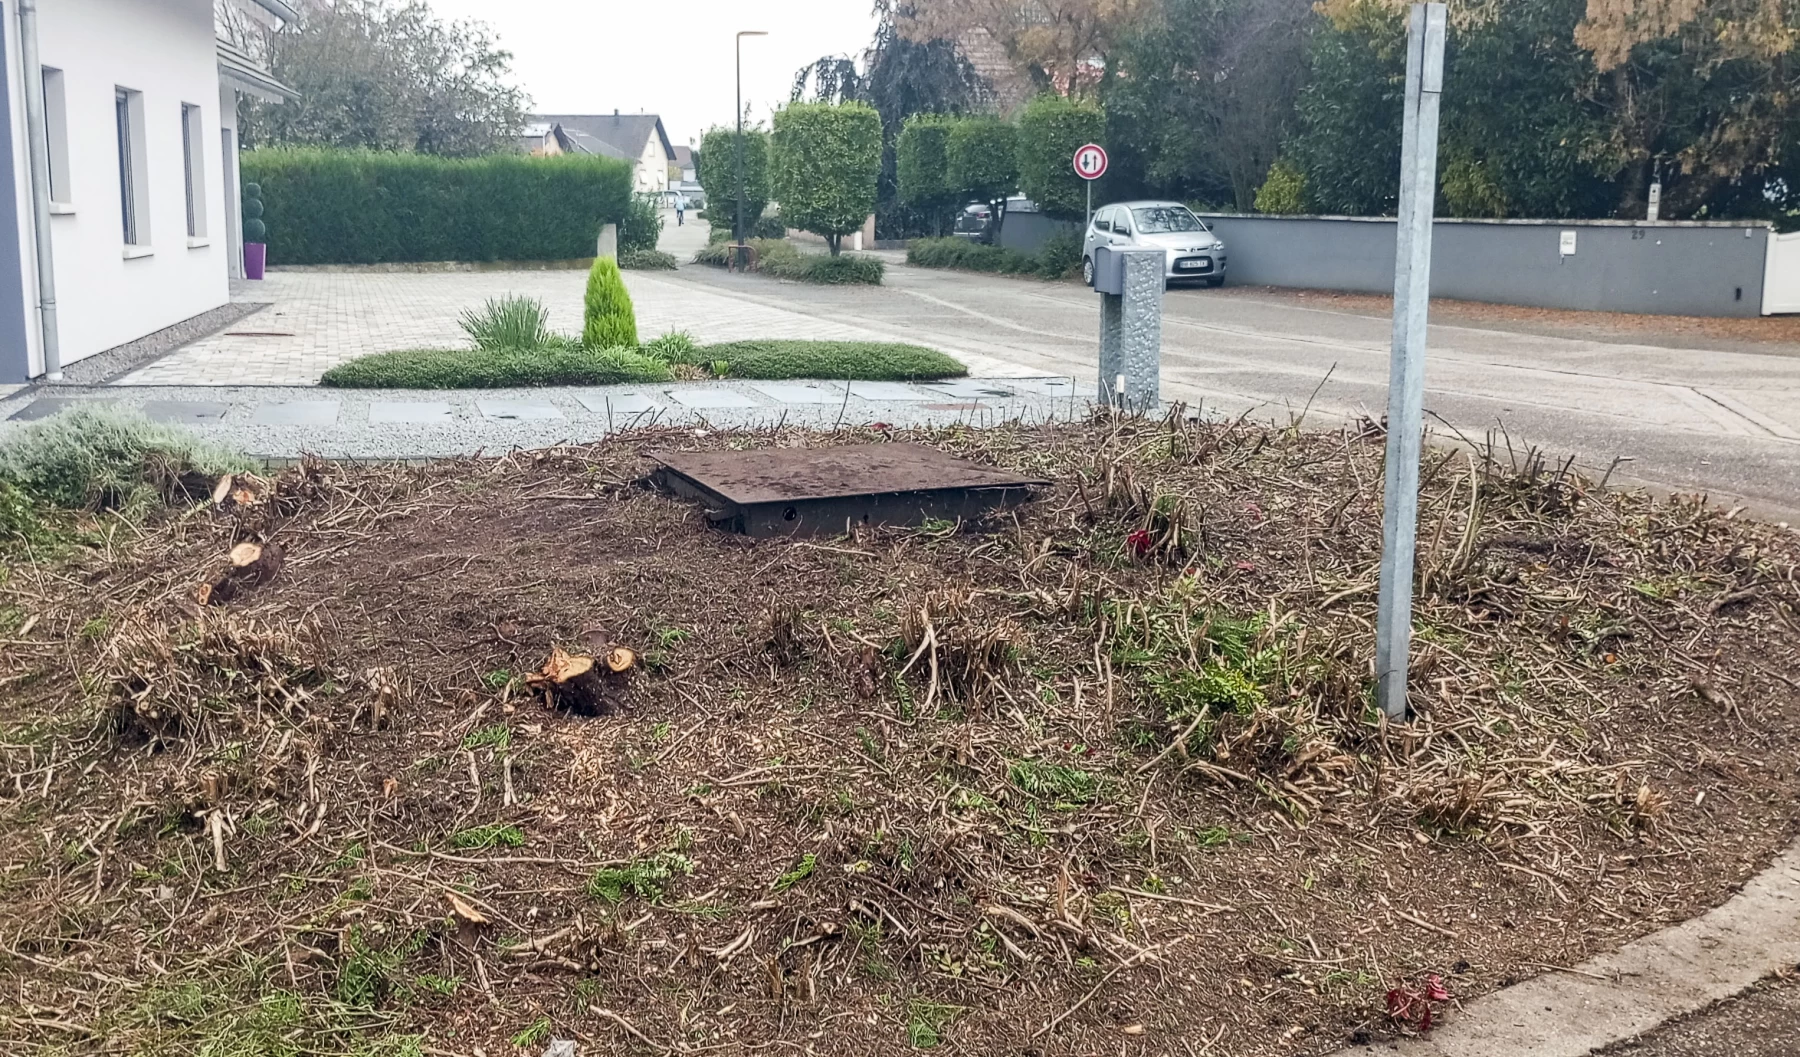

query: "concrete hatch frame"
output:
648 443 1047 538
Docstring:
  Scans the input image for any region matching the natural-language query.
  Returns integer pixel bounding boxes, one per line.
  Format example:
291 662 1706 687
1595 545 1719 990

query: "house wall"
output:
9 0 229 375
0 3 32 382
1199 214 1769 318
635 133 667 195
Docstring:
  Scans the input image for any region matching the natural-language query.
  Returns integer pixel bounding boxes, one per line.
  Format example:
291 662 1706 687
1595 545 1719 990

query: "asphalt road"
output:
669 261 1800 522
1597 974 1800 1057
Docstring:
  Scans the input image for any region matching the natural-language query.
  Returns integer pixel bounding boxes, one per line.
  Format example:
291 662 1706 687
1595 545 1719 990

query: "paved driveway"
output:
112 269 918 386
658 263 1800 520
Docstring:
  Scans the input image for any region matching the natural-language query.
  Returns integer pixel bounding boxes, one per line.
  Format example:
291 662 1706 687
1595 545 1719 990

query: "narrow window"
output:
41 67 69 204
115 88 149 246
181 103 207 238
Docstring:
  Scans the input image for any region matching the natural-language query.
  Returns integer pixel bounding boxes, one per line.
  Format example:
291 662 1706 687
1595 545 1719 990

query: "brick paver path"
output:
114 267 894 386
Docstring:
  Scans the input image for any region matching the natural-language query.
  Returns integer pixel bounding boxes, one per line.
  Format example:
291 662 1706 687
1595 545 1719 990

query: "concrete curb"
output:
1336 837 1800 1056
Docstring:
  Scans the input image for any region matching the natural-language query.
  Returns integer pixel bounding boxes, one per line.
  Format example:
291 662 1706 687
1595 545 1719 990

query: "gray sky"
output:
422 1 882 149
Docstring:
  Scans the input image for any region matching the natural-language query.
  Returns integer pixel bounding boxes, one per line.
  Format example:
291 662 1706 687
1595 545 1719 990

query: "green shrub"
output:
705 212 782 245
0 407 251 511
701 340 964 381
459 295 551 351
618 193 665 254
1034 230 1083 279
752 213 787 239
0 479 52 554
583 256 638 349
793 254 884 285
906 236 1075 280
695 238 881 284
897 114 958 229
240 148 631 265
1016 94 1105 221
697 128 770 235
618 249 678 270
642 330 701 364
319 346 673 389
242 182 266 243
771 101 883 255
947 116 1019 210
1255 159 1306 214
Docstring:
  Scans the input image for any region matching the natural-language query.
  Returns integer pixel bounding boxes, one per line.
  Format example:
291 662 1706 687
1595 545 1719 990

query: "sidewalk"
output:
0 376 1083 460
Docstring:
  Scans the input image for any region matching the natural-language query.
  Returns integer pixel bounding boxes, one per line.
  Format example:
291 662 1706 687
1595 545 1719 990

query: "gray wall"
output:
998 208 1078 256
1200 215 1769 318
0 3 33 383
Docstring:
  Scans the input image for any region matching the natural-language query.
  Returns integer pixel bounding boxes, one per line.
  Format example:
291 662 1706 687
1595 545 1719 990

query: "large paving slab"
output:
8 395 113 421
666 387 760 409
141 399 228 424
476 399 565 422
573 391 659 416
748 382 844 404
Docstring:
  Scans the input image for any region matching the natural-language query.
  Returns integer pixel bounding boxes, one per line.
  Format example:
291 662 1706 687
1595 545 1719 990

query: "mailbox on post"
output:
1093 246 1164 413
1091 244 1126 295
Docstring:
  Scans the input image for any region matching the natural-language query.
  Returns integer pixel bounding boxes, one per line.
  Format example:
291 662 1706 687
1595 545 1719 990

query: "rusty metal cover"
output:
647 443 1047 505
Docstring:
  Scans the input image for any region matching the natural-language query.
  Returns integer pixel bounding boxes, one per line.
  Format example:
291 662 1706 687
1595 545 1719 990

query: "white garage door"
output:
1762 230 1800 314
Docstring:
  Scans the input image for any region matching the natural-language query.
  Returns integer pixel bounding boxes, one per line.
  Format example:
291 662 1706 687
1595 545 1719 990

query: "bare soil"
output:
3 418 1799 1057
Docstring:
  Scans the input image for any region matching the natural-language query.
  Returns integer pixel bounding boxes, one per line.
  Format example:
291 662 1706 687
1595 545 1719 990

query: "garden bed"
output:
319 339 965 389
696 238 885 285
3 417 1799 1056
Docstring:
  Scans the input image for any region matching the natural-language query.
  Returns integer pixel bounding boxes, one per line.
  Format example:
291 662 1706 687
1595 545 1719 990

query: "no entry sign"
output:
1073 143 1109 181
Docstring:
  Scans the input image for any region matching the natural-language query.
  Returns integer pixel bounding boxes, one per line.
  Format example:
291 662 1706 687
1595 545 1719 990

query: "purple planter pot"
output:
244 242 266 280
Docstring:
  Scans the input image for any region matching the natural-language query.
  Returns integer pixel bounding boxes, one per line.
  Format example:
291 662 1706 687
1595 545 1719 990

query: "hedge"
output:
1016 95 1105 221
694 238 883 285
906 233 1081 280
241 148 632 265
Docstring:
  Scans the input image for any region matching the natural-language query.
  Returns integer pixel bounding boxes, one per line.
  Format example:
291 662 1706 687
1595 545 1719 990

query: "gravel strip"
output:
49 301 272 385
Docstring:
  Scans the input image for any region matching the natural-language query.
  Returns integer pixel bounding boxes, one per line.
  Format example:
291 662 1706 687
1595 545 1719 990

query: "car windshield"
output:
1130 206 1206 234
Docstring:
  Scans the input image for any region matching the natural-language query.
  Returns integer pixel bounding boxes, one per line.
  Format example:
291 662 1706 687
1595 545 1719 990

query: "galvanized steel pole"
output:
1374 3 1446 721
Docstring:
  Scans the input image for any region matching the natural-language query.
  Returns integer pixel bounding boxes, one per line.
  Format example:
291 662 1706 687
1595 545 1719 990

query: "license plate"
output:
1176 259 1206 270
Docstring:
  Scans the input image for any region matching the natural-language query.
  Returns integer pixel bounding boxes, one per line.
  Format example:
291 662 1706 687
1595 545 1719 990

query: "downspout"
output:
17 0 58 379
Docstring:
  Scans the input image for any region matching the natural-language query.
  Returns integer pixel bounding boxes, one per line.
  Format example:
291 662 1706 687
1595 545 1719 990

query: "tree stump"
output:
197 541 284 606
527 645 635 716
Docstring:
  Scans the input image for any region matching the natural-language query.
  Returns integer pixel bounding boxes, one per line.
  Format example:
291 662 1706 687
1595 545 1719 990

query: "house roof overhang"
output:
217 39 297 102
246 0 300 21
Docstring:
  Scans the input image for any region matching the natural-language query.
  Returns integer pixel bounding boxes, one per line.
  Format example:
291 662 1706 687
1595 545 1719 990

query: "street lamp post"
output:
735 30 768 251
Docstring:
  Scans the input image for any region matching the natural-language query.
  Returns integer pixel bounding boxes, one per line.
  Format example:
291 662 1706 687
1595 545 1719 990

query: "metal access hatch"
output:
647 443 1047 538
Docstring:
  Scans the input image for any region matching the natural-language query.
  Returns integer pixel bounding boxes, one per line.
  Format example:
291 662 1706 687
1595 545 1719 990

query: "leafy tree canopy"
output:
235 0 528 157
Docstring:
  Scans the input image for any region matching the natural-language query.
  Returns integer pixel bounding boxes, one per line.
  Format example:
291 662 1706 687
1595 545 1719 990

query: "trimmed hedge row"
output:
694 238 883 285
906 233 1081 280
241 148 632 265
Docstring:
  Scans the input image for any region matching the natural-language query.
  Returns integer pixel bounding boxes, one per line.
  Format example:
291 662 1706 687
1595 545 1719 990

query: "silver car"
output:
1082 201 1226 287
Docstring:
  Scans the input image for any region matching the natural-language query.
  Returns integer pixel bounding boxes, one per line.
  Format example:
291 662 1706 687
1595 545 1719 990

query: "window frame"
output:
115 87 150 248
41 67 70 206
181 102 207 239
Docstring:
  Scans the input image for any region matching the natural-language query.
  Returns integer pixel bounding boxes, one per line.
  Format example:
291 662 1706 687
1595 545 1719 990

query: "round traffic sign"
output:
1073 143 1108 181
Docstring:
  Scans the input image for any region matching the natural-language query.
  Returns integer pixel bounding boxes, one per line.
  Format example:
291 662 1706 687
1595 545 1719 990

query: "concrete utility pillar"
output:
1093 246 1163 413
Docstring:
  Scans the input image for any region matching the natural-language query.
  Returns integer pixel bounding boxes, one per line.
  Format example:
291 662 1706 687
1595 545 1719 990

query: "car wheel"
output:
1082 256 1095 287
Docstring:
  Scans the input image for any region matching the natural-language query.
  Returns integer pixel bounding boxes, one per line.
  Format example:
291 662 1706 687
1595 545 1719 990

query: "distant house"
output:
3 0 297 382
527 111 675 196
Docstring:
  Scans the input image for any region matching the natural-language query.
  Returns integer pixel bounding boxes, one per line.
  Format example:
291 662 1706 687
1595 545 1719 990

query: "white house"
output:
1 0 295 383
529 112 676 196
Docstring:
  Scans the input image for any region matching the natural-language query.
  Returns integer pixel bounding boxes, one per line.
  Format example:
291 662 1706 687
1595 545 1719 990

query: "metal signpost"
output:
1375 3 1447 721
1074 143 1108 228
